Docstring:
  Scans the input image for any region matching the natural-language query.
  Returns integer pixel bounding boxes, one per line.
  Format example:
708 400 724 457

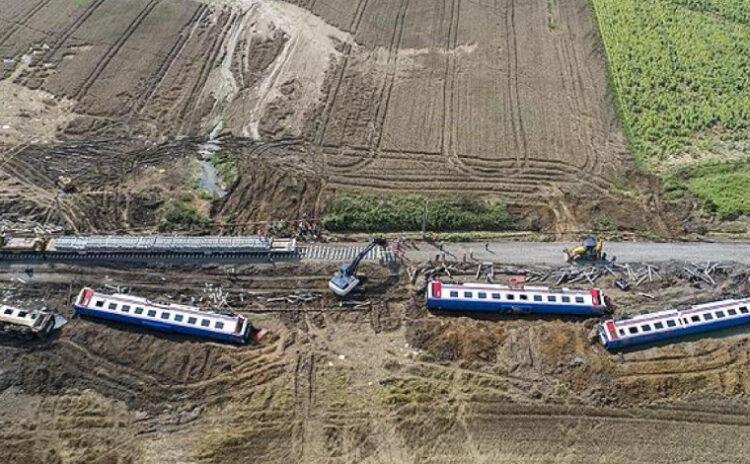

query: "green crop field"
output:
592 0 750 216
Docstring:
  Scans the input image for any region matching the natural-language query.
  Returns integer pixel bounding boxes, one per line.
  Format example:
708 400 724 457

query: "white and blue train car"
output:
74 288 253 344
426 281 608 317
598 297 750 351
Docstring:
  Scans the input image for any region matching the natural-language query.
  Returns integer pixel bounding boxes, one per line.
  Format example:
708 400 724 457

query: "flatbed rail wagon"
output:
426 281 608 317
74 288 255 344
0 235 298 263
598 297 750 350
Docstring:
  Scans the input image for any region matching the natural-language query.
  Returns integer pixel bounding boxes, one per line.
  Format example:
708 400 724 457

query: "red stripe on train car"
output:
431 281 442 298
80 288 94 306
591 289 601 306
606 320 618 340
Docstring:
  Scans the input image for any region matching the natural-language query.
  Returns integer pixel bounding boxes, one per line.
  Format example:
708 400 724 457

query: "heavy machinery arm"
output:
329 238 388 297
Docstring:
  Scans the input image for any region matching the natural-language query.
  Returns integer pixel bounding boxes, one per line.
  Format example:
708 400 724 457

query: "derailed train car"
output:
598 297 750 350
426 280 609 317
0 305 65 338
74 288 258 344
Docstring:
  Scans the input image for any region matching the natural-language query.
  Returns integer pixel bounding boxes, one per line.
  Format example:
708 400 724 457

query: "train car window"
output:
108 303 117 310
666 320 677 327
691 315 700 323
160 312 170 320
18 311 27 318
188 317 197 324
147 309 157 317
3 308 12 315
478 292 487 299
619 329 625 336
30 313 37 319
174 314 184 322
704 313 713 321
492 293 501 299
562 296 570 303
740 307 749 314
548 296 557 302
135 307 144 315
519 294 528 301
507 294 514 300
121 305 130 313
728 309 737 316
641 325 651 332
201 319 211 327
716 311 726 318
464 292 472 298
450 291 459 298
628 327 638 334
654 322 664 329
533 295 542 302
215 322 225 330
95 300 104 307
575 297 584 303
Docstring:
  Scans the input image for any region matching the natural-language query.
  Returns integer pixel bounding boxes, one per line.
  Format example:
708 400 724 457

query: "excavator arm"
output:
329 238 387 297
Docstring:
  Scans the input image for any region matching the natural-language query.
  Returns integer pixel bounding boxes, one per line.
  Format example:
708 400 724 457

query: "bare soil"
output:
0 0 677 233
1 260 750 463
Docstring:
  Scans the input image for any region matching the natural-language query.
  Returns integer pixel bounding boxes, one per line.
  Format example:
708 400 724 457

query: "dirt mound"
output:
406 318 506 364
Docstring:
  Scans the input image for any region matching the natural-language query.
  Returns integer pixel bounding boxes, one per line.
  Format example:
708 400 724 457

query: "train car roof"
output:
87 290 240 321
610 298 750 326
435 281 595 294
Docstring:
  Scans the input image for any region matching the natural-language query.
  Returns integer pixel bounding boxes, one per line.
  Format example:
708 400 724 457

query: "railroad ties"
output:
299 245 395 263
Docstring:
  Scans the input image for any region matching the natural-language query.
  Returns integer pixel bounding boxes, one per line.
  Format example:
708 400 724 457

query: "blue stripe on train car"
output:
426 298 606 317
604 314 750 350
74 306 248 344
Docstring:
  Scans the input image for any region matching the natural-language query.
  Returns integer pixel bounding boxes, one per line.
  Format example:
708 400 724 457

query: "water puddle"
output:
198 159 227 198
197 139 227 198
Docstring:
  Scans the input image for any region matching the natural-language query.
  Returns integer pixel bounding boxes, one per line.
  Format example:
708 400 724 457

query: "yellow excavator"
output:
563 236 607 264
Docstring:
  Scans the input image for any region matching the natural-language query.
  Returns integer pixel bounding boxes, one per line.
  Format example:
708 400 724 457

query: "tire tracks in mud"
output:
314 0 371 176
74 0 163 101
130 3 209 116
372 0 410 152
177 9 237 130
0 0 54 48
441 0 461 173
616 346 747 380
504 0 527 169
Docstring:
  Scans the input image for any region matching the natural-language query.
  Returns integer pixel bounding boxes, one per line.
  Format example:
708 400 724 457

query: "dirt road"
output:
398 241 750 265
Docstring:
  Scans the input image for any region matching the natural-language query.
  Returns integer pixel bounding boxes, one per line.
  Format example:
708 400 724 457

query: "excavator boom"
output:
329 239 387 297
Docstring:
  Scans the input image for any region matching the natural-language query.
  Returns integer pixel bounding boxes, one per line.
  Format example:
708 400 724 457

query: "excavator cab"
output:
329 238 388 297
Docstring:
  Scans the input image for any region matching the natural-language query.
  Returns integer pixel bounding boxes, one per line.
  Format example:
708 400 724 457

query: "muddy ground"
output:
0 0 677 233
1 259 750 463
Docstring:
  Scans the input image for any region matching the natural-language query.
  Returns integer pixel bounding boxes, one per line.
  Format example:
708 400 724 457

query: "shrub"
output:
159 201 210 231
322 194 514 232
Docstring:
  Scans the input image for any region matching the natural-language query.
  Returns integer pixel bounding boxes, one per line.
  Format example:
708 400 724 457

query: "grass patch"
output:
159 199 210 231
209 152 238 187
665 158 750 219
322 194 514 232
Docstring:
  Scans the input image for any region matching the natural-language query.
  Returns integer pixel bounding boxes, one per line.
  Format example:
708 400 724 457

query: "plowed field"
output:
0 0 672 232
